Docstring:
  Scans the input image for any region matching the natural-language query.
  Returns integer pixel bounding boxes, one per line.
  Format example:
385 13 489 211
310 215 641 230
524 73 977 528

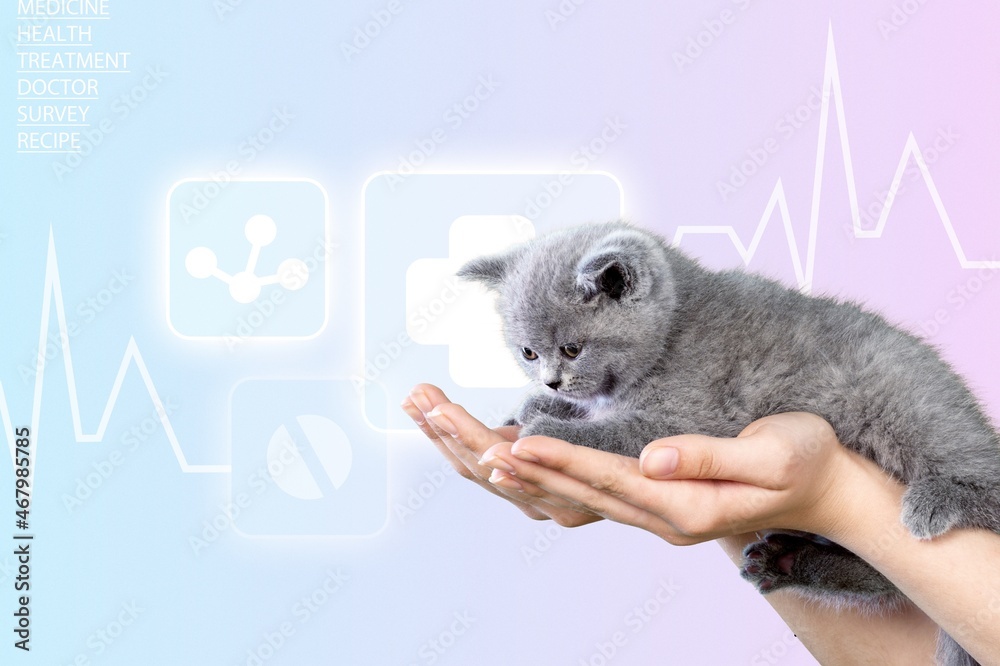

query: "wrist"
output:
812 447 906 552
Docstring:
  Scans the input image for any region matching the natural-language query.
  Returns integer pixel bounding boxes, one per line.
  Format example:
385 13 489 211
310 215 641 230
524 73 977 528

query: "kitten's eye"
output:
521 347 538 361
560 343 582 359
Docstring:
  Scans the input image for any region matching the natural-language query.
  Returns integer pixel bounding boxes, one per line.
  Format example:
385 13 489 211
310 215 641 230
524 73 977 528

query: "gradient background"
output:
2 1 999 664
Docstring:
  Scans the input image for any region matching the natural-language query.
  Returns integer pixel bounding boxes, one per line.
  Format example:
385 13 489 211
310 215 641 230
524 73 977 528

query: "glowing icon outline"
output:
165 177 331 341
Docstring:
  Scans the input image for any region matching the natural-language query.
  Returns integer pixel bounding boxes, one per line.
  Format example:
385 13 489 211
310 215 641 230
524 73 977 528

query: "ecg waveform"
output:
672 24 1000 292
0 230 230 477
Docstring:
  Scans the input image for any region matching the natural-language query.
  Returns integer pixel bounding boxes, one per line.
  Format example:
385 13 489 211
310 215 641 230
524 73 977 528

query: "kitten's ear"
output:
456 248 521 290
576 231 655 301
576 252 635 300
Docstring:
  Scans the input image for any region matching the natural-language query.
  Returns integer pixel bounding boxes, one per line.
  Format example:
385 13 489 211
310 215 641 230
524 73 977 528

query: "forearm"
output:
717 534 939 665
826 452 1000 666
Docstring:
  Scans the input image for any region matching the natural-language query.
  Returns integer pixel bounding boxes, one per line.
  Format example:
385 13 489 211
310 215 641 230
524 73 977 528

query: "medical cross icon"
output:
405 214 535 388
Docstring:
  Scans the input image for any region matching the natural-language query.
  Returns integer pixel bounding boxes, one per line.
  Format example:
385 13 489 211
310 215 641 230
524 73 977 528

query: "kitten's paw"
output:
901 474 1000 539
520 417 610 453
740 533 903 607
516 396 585 424
740 534 804 594
519 416 573 441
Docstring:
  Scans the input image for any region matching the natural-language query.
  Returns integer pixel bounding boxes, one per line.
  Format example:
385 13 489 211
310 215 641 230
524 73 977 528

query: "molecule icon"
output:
184 214 309 304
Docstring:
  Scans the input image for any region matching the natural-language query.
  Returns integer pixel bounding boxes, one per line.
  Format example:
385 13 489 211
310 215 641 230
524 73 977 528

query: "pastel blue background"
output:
2 1 999 664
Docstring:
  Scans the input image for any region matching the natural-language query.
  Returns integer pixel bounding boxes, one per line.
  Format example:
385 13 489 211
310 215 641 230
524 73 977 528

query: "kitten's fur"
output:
458 221 1000 666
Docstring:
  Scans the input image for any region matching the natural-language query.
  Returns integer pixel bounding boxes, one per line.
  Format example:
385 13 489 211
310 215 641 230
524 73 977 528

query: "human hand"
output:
401 384 603 527
477 409 860 546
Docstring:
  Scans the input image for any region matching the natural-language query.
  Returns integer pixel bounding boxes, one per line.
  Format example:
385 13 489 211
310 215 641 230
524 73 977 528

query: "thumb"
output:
639 433 773 486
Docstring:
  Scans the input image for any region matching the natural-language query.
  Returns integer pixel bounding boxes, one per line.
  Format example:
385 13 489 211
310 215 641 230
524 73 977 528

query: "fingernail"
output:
489 469 523 490
642 447 678 477
426 407 457 435
510 442 539 463
410 390 432 414
480 452 515 473
400 399 425 425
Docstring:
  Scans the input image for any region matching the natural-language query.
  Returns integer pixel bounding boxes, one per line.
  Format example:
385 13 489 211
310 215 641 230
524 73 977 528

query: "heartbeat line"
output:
0 230 231 478
672 23 1000 292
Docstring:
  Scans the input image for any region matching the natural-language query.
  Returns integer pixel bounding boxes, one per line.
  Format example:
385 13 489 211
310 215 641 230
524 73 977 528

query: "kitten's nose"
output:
546 380 561 390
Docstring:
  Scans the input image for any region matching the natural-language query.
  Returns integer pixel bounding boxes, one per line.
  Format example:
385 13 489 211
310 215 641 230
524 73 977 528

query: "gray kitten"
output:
458 221 999 666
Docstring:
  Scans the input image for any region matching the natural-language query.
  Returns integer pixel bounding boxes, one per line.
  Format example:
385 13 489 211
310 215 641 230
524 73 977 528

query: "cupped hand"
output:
401 384 603 527
403 384 860 545
479 411 856 545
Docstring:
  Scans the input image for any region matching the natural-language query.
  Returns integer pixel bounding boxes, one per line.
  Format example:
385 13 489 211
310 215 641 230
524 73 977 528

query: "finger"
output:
478 443 607 523
416 414 566 518
422 412 501 480
512 436 787 540
639 433 788 488
508 498 550 521
409 383 453 415
425 402 510 460
486 469 617 528
511 435 645 500
404 393 503 487
516 458 690 541
402 393 468 472
419 415 574 516
484 456 600 513
406 387 498 473
402 397 467 471
504 438 688 541
408 388 602 526
494 425 521 441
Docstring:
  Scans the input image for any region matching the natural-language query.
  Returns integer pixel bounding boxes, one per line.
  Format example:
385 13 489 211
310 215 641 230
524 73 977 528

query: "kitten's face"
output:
459 223 677 404
503 303 651 402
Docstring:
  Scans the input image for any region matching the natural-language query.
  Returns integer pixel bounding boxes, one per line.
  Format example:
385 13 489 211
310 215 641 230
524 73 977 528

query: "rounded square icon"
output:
230 379 388 537
167 178 330 340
